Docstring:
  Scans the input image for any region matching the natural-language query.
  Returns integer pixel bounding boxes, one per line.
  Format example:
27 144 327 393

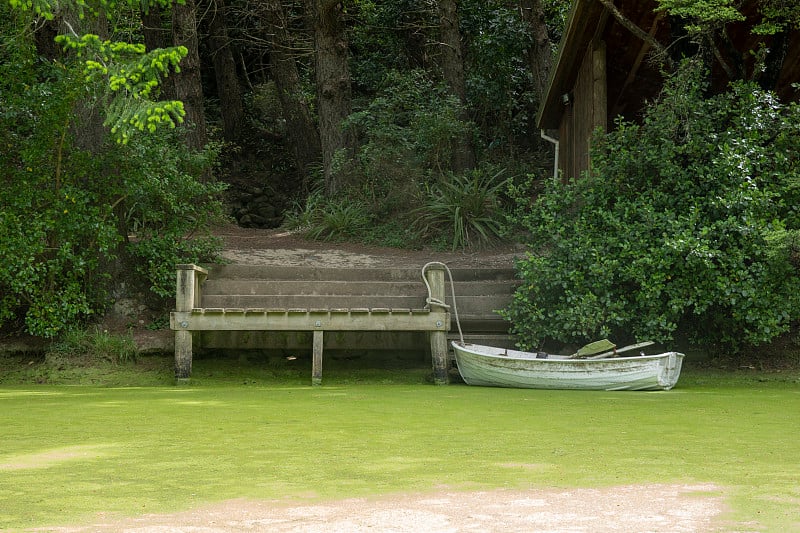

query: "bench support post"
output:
430 331 448 385
312 330 324 386
425 265 450 385
174 264 207 382
175 331 193 382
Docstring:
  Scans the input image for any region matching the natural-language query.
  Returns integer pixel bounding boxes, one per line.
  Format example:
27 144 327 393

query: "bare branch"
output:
595 0 674 70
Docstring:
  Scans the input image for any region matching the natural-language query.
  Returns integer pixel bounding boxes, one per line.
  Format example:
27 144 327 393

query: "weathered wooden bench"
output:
170 263 453 385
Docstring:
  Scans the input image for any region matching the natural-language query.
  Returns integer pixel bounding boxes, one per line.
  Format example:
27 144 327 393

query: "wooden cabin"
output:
537 0 800 181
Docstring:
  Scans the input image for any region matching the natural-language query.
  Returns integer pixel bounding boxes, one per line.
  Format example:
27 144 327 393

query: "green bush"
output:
113 128 226 299
506 62 800 352
0 46 120 336
305 198 372 242
286 70 513 250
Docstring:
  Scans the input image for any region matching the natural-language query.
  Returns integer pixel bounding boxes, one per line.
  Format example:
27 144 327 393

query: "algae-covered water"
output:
0 359 798 530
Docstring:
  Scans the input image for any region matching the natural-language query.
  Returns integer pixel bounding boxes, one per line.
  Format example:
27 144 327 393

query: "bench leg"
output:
312 330 323 386
430 330 449 385
175 330 193 382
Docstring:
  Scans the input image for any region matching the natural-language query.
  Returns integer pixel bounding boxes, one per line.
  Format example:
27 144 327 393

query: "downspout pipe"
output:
540 129 559 182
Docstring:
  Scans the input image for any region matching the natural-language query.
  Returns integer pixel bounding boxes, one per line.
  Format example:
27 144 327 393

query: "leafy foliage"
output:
657 0 800 36
285 191 372 242
56 34 187 144
8 0 175 20
413 167 509 250
656 0 745 33
288 69 512 250
114 129 227 298
349 0 423 91
0 2 224 337
342 69 473 182
506 61 800 352
460 1 536 146
0 30 119 336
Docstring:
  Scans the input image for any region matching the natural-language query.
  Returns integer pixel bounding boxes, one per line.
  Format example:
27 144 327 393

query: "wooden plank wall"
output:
558 39 607 182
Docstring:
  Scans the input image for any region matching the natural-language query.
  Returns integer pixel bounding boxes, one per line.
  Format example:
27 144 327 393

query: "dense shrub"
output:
340 69 474 195
505 62 800 352
285 191 373 242
112 128 226 299
0 13 225 337
460 2 536 146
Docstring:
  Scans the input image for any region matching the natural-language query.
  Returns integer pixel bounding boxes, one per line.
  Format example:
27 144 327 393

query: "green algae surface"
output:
1 364 799 531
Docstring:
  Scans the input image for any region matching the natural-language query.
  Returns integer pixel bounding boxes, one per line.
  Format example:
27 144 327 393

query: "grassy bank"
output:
1 354 799 530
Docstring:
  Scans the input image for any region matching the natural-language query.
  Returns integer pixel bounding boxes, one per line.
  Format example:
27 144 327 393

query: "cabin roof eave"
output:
537 0 604 130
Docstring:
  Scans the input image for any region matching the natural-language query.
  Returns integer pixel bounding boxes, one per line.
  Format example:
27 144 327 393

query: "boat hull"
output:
452 342 685 391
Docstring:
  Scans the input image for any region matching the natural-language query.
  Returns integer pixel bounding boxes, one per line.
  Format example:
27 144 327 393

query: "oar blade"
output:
574 339 616 357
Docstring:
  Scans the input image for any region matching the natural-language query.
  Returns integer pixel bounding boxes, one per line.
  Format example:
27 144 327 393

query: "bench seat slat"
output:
171 309 448 332
190 307 432 315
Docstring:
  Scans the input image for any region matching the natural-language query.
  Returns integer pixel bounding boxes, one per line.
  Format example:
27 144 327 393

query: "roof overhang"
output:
537 0 606 130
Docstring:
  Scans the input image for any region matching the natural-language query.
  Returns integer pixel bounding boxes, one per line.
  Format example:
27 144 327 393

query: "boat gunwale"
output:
452 341 685 364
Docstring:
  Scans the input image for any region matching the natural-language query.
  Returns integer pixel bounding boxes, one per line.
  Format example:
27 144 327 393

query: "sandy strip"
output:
42 483 730 532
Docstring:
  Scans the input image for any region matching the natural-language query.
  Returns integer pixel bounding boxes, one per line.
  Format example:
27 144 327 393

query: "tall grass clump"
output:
46 328 138 366
413 166 509 250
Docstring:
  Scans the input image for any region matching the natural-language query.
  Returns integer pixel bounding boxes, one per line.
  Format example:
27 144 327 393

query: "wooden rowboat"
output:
451 341 685 391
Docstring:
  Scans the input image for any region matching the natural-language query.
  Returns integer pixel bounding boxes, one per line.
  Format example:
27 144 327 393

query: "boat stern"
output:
658 352 685 390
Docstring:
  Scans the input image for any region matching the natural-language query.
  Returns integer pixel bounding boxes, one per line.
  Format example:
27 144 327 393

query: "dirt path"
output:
213 224 520 269
45 483 728 532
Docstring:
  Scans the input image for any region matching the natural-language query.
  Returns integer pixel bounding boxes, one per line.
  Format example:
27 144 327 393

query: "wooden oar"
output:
569 339 616 359
587 341 656 360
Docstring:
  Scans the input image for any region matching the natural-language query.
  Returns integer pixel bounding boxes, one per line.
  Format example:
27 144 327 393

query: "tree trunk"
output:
436 0 475 172
264 0 321 183
172 0 208 152
304 0 353 196
142 8 171 51
142 6 175 100
63 12 109 156
203 0 245 142
519 0 553 103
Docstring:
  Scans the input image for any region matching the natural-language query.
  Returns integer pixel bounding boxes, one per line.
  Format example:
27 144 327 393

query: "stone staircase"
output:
193 264 519 357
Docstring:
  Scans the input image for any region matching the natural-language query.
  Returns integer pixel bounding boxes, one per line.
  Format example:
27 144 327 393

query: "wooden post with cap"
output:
174 264 207 382
424 264 450 385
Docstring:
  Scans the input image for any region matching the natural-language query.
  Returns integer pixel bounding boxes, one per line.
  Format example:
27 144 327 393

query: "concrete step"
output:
201 280 517 297
198 264 517 323
199 294 513 313
191 264 517 359
202 264 517 282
